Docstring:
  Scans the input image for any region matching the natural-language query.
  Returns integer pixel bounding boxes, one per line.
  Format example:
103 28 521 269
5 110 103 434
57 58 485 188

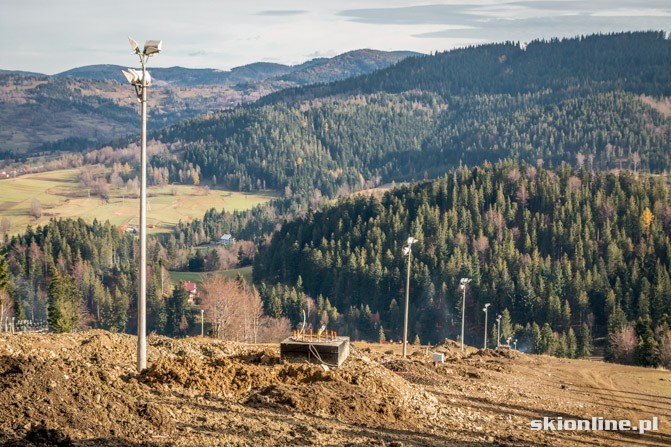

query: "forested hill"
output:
263 32 671 104
253 162 671 365
147 32 671 204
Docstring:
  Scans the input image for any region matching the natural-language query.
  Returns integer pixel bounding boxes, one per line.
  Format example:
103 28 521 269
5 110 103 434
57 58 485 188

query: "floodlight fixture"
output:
143 39 162 55
122 69 137 84
128 36 141 54
407 237 416 245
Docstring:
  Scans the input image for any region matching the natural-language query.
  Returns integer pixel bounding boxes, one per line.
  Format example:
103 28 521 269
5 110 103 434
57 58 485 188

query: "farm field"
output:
0 169 275 235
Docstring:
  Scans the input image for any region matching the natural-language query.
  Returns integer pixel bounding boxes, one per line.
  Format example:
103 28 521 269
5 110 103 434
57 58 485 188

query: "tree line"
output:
254 161 671 366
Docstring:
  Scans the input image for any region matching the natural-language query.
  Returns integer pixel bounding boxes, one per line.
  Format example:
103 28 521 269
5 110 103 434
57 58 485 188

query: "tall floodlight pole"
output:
402 237 416 358
496 314 502 349
483 303 490 349
459 278 471 352
123 37 162 372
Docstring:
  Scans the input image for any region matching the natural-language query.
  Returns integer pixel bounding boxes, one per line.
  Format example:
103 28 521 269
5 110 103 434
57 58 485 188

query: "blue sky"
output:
1 0 668 74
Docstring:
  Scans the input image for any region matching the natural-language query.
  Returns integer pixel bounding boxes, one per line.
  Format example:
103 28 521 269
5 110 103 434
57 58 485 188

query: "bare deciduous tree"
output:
659 330 671 369
30 199 43 218
609 326 637 365
200 277 270 343
0 290 13 331
567 176 582 193
0 217 10 238
631 151 641 174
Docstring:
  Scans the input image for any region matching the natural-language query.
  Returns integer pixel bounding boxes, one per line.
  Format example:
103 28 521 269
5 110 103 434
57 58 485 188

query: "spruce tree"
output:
165 283 191 336
566 328 578 359
0 252 9 292
577 323 592 358
378 325 386 343
47 266 81 333
635 317 660 367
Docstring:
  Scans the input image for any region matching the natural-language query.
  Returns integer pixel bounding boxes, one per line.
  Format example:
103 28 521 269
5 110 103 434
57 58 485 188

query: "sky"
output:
1 0 669 74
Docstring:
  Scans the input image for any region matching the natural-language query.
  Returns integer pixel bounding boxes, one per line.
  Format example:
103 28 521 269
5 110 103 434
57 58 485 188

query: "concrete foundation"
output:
280 336 350 367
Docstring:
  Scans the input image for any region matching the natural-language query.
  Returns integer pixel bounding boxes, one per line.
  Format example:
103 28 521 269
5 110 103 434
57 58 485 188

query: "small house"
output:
219 234 234 246
183 281 198 303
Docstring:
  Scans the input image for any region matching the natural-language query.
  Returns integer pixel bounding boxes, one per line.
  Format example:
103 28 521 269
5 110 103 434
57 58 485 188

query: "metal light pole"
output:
459 278 471 352
201 309 205 337
496 314 501 349
483 303 490 349
402 237 416 358
123 37 162 373
514 339 518 350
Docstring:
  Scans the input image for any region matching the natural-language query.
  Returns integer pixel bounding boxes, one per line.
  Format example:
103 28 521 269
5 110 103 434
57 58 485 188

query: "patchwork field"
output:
0 169 275 235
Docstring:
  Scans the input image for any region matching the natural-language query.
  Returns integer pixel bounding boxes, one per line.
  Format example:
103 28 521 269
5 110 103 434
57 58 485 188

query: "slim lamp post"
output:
402 237 416 358
483 303 490 349
459 278 471 352
201 309 205 337
496 314 501 349
123 37 162 373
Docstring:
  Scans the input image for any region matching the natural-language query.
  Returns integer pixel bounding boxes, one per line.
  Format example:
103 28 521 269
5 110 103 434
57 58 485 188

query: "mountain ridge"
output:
0 49 420 153
51 49 422 87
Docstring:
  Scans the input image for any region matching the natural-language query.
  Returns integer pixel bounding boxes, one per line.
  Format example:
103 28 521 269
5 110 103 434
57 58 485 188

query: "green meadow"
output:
0 169 275 235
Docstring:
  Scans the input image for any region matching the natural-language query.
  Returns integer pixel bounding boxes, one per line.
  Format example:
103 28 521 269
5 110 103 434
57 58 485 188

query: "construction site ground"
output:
0 331 669 446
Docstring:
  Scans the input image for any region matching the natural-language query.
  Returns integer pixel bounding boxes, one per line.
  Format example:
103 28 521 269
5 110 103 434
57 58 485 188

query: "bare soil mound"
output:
1 331 669 446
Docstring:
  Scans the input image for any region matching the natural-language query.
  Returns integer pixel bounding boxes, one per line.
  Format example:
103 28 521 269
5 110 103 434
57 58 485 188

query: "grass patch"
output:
169 266 253 286
0 169 275 236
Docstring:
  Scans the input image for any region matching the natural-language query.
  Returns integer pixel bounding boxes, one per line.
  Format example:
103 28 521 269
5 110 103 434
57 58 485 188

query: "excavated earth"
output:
0 331 669 446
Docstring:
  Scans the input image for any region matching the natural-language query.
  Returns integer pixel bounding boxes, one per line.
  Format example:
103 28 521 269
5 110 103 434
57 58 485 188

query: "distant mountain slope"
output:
263 31 671 104
53 50 421 87
0 50 418 153
278 50 418 85
137 32 671 203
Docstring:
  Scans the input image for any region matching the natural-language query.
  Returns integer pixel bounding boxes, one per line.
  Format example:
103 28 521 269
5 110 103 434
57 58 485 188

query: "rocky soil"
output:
0 331 669 446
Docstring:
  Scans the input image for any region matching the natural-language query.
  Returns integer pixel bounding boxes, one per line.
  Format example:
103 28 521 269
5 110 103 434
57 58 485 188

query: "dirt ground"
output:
0 331 669 446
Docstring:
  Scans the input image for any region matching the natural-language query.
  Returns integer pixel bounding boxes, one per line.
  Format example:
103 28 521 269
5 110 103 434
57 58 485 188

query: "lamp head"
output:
128 36 141 54
402 246 410 256
484 303 490 309
121 68 151 86
407 237 416 246
143 39 162 55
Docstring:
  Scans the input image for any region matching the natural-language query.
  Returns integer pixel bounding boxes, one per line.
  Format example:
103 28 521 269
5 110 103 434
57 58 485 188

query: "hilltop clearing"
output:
0 331 668 446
